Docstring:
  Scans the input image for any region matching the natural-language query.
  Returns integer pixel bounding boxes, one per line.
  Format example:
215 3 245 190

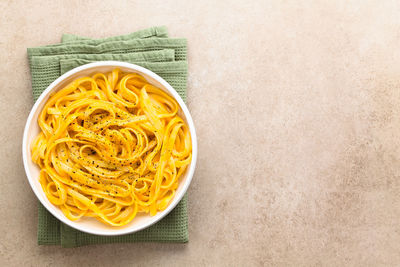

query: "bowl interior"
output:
23 62 196 235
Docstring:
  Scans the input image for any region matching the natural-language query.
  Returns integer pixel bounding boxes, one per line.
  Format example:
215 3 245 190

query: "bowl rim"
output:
22 61 197 236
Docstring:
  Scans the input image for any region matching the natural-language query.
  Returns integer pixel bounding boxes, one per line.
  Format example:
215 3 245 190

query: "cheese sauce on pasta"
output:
31 69 192 226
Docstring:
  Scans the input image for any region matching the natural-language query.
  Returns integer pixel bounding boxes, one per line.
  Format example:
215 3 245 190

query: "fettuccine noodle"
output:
31 69 192 226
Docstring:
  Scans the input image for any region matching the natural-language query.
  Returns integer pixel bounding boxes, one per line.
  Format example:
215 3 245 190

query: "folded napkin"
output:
27 26 189 247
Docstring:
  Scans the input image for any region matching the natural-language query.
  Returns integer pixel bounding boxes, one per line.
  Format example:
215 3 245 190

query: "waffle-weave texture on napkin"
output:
27 26 189 247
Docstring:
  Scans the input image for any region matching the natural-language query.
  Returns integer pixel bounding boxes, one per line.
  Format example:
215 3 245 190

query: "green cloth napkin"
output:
27 26 189 247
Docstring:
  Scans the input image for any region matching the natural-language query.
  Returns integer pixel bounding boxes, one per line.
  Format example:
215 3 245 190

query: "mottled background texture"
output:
1 0 400 266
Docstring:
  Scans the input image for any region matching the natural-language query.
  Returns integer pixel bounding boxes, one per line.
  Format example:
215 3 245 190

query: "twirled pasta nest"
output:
31 69 192 226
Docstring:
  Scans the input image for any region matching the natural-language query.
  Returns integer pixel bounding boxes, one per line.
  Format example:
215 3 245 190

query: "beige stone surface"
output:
1 0 400 265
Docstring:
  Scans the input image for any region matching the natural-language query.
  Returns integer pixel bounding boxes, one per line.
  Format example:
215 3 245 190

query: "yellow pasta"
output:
31 69 192 226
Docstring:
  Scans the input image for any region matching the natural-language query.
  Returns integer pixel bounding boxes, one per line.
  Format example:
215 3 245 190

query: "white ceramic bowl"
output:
22 61 197 236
